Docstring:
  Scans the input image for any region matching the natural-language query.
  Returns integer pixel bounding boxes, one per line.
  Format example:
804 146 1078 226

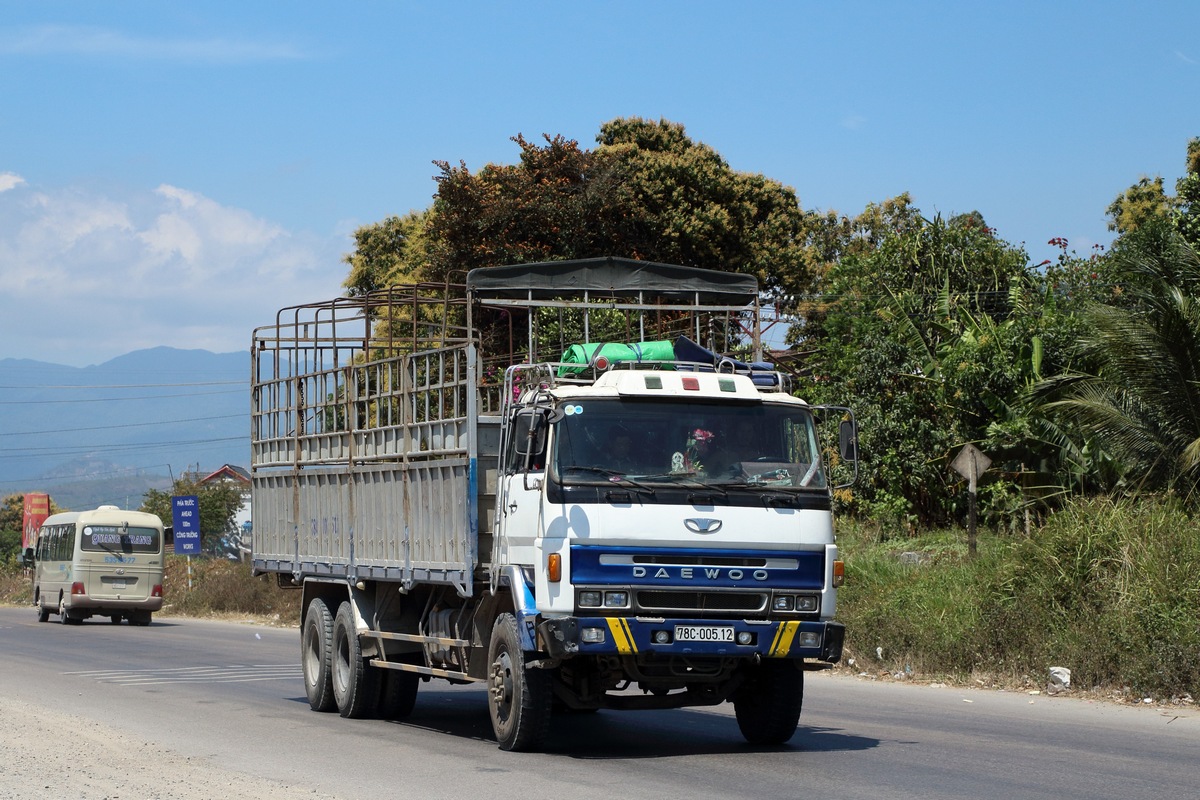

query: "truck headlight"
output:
579 591 602 608
604 591 629 608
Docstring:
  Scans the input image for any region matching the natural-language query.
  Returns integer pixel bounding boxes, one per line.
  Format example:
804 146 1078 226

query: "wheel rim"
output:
490 649 515 725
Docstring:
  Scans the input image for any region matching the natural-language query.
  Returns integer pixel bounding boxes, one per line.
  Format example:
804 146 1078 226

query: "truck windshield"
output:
551 398 826 490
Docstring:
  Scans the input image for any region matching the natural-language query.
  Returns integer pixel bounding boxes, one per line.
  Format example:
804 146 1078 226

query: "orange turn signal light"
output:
548 553 562 583
832 560 845 588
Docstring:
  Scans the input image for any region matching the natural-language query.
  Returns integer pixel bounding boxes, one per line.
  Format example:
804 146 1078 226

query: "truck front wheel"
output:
733 660 804 745
302 598 336 712
487 613 551 752
331 601 381 718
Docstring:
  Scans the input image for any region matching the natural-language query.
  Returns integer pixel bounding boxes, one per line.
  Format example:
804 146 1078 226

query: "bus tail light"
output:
71 581 85 596
151 584 163 598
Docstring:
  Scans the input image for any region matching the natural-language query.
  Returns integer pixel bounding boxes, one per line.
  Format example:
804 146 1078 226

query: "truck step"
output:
368 658 473 682
365 630 470 648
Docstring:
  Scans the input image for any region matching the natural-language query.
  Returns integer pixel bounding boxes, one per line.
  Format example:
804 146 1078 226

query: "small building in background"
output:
198 464 251 559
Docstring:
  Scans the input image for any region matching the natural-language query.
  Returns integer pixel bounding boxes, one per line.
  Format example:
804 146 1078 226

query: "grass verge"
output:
836 495 1200 701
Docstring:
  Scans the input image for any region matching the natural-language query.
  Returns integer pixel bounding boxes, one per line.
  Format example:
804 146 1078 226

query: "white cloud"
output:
0 180 348 366
0 172 26 192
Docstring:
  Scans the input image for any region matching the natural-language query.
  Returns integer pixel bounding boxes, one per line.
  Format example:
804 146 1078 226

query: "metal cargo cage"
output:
250 258 763 594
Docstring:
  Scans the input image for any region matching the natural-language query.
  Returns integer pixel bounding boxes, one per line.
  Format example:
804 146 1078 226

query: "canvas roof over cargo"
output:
465 256 762 373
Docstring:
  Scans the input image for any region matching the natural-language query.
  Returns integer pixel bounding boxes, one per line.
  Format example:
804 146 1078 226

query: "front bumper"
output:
538 616 845 663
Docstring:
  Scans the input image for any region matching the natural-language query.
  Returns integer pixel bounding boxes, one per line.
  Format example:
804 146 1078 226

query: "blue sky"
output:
2 1 1197 367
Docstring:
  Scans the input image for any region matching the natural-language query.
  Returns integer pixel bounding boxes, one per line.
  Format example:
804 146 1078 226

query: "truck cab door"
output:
494 409 548 568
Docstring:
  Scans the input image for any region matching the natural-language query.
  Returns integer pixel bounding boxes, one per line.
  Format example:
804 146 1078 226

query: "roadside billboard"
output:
22 492 50 551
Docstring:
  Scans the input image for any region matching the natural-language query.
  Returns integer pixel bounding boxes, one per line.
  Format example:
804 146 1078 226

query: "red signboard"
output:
22 492 50 551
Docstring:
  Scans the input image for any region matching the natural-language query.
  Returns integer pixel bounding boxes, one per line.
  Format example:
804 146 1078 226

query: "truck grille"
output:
636 590 767 615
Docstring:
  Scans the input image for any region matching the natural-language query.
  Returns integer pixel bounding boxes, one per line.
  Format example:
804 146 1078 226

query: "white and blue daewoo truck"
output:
250 257 856 751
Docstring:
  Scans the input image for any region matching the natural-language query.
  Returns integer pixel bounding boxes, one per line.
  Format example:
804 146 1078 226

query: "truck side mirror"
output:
514 410 548 458
839 419 858 463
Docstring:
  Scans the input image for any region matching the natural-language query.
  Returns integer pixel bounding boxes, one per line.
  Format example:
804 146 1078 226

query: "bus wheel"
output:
733 660 804 745
302 598 336 712
128 611 151 626
331 601 381 719
36 598 50 623
109 614 123 624
58 597 79 625
487 613 551 752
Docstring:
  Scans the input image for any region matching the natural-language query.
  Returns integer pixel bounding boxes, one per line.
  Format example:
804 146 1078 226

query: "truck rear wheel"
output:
332 601 381 719
487 613 551 752
302 598 336 712
377 663 419 720
733 660 804 745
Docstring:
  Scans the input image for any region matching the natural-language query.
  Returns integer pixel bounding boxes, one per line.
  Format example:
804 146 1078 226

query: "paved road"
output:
0 606 1195 800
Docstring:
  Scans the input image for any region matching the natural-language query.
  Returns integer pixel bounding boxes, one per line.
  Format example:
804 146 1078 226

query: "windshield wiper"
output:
628 472 729 502
562 466 657 495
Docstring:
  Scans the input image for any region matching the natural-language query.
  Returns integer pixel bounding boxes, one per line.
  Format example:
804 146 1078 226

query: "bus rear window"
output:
81 525 162 554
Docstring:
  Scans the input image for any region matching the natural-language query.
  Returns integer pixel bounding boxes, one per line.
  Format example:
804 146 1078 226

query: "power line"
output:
0 380 242 389
0 388 243 405
0 435 246 459
0 414 245 437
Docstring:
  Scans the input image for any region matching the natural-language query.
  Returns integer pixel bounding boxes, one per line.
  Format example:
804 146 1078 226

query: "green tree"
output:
345 117 828 367
0 494 25 535
424 131 620 277
348 118 821 303
141 478 244 554
801 203 1042 527
593 117 819 301
1174 137 1200 249
1 493 64 558
1105 135 1200 250
343 210 432 296
1106 175 1173 237
1040 223 1200 497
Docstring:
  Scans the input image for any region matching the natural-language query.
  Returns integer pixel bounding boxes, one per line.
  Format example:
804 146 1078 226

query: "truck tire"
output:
733 660 804 745
487 613 551 752
302 598 336 712
332 601 381 719
377 663 419 720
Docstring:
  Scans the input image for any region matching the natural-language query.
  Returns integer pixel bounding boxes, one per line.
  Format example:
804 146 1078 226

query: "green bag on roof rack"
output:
557 340 676 376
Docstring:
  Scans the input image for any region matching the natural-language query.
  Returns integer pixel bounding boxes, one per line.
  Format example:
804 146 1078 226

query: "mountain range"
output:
0 347 248 511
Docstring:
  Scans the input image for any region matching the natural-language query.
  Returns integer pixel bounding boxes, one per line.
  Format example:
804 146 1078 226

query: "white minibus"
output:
30 505 165 625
